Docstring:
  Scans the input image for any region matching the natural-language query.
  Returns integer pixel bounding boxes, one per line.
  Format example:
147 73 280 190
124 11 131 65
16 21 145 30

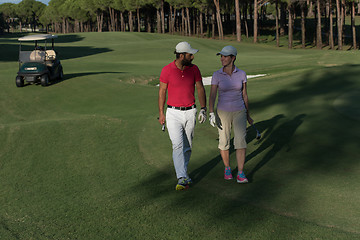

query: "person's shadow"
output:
246 114 306 182
229 114 285 175
190 114 289 184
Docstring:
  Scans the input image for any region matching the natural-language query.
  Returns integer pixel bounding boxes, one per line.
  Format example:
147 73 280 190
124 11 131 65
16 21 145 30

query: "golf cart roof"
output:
18 34 58 42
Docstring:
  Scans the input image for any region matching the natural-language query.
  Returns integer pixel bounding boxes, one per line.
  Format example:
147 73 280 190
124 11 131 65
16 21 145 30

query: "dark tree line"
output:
1 0 360 50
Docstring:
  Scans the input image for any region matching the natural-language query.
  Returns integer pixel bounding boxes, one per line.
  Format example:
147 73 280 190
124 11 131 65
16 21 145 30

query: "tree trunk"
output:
307 0 314 18
254 0 258 43
161 0 165 33
200 11 204 37
157 8 161 33
351 1 357 49
212 10 215 38
129 11 133 32
213 0 223 40
275 0 279 47
301 3 306 49
181 8 185 35
329 0 334 49
316 0 322 49
193 9 196 35
235 0 241 42
280 2 286 36
336 0 342 50
109 7 115 31
96 12 103 32
341 0 345 46
120 12 125 32
243 3 249 38
173 7 176 34
62 18 66 34
288 5 293 49
137 8 141 32
169 5 173 34
186 7 191 36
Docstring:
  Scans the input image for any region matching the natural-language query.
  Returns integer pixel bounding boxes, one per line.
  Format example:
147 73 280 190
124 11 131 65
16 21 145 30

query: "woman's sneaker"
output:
237 171 248 183
176 177 190 191
224 167 233 180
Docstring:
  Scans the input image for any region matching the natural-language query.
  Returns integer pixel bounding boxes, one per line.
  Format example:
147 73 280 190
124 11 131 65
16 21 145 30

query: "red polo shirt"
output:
160 61 202 107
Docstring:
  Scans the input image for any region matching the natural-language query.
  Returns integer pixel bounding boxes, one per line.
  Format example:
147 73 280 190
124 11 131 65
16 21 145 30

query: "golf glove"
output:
198 109 207 123
209 112 216 127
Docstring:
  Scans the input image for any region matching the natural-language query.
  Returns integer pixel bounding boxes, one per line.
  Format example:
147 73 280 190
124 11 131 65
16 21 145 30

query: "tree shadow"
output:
18 71 126 87
0 34 111 62
246 114 306 182
50 71 126 86
0 44 112 62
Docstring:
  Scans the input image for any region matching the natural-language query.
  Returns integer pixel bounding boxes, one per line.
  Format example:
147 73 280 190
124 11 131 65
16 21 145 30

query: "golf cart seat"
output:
45 50 56 66
45 50 56 61
29 50 46 62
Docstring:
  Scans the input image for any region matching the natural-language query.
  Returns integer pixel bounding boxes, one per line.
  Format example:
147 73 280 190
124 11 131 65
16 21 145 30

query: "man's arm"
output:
158 82 167 125
196 81 206 109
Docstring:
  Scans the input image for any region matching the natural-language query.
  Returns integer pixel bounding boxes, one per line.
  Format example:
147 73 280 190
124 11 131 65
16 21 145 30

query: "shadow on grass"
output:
0 34 111 62
18 71 126 87
246 114 306 182
189 114 302 184
0 44 112 62
121 64 360 236
49 71 126 86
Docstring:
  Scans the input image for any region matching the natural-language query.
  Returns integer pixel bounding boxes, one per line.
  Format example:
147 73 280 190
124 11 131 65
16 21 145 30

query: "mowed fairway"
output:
0 32 360 239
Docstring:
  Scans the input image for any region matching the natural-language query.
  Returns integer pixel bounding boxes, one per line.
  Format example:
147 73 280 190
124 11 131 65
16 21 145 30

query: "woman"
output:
209 46 253 183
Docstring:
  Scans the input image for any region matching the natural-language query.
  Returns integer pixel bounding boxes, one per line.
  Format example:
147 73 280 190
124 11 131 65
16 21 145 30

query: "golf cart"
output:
16 34 63 87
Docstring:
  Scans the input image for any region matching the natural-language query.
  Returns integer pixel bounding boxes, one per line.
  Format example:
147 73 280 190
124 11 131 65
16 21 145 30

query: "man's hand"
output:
198 108 207 123
158 113 165 125
209 112 216 127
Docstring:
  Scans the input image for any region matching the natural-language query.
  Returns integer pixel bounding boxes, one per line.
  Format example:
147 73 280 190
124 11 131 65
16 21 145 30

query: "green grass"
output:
0 32 360 239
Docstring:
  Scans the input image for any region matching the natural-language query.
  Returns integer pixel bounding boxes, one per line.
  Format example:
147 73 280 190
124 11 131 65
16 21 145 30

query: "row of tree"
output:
1 0 360 50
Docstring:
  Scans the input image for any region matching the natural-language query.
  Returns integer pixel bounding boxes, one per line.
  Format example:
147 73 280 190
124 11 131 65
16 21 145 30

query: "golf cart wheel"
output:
41 74 49 87
58 67 64 80
16 76 24 87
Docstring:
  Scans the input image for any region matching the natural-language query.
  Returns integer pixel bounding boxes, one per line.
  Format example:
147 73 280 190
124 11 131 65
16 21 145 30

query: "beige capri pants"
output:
217 109 247 150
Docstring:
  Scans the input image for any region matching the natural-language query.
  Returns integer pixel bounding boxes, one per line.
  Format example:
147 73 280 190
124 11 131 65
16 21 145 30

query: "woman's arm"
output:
242 82 253 125
209 84 218 113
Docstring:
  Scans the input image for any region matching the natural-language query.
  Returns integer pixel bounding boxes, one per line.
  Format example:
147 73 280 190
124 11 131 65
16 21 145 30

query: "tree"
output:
193 0 209 37
336 0 342 50
0 3 17 32
113 0 126 31
78 0 106 32
274 0 280 47
0 12 5 33
350 0 357 49
300 0 306 49
316 0 322 49
213 0 223 40
329 0 334 49
17 0 46 32
254 0 269 43
235 0 241 41
287 1 294 49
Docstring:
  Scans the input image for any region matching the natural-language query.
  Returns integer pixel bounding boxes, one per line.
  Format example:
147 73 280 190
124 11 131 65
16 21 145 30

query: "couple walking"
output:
158 42 254 191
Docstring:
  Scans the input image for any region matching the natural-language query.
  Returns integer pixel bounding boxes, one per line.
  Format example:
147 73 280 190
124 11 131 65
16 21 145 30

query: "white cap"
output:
217 46 237 56
175 42 198 54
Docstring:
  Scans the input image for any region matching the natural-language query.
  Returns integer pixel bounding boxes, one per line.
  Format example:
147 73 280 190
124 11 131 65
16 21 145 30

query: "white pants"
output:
166 107 197 179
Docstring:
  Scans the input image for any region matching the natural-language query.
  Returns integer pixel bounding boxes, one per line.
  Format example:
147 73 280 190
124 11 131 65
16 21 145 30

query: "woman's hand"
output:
247 115 254 125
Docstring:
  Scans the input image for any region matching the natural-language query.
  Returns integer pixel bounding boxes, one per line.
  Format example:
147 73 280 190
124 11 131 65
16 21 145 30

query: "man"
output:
158 42 207 191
